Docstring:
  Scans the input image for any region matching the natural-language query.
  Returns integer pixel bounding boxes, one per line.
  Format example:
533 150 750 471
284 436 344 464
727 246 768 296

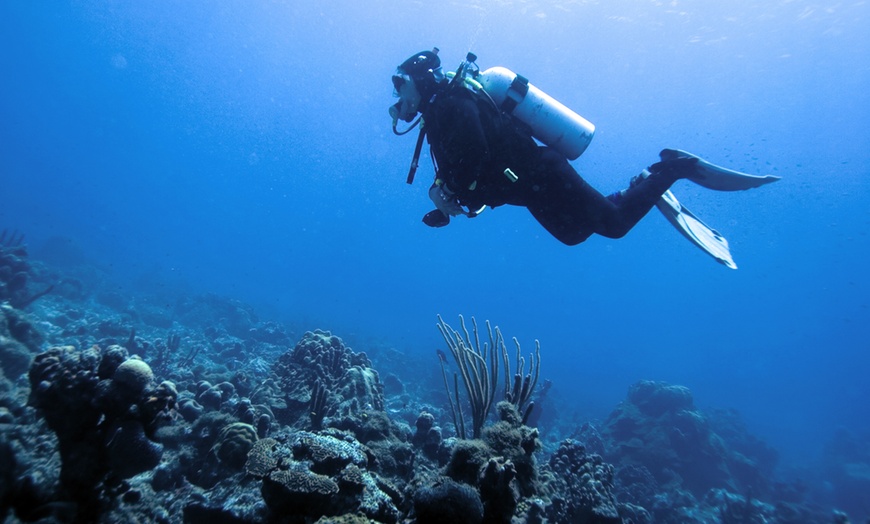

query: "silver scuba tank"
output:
477 66 595 160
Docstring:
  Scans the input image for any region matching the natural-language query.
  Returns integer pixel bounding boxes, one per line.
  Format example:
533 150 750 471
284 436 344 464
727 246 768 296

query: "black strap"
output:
502 74 529 114
406 125 427 184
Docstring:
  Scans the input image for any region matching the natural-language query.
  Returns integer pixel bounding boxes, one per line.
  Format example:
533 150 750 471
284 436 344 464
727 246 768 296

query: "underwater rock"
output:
196 381 225 411
97 344 129 379
2 249 852 523
0 309 38 379
247 320 292 346
179 474 268 524
707 407 779 489
177 293 257 338
210 333 246 360
1 304 44 352
335 366 385 416
150 461 184 492
28 346 105 488
613 463 659 510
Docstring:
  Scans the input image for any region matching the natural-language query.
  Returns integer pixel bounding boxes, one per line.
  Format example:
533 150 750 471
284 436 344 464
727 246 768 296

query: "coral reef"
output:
601 380 765 496
0 304 43 378
436 315 540 439
822 428 870 519
542 439 621 523
246 431 399 522
0 246 857 523
270 330 384 430
0 232 53 310
26 344 172 520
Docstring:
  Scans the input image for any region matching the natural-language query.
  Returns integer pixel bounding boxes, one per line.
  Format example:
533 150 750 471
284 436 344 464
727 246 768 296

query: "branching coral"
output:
436 314 541 439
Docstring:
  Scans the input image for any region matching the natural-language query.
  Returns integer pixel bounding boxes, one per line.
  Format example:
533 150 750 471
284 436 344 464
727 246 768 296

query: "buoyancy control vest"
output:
426 81 540 199
402 53 595 184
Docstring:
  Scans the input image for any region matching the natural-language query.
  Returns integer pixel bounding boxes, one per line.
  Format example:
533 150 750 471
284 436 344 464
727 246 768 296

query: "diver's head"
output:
390 74 422 123
390 48 443 122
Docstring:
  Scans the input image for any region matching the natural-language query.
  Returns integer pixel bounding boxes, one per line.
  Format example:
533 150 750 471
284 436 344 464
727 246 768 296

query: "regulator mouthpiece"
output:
389 101 401 123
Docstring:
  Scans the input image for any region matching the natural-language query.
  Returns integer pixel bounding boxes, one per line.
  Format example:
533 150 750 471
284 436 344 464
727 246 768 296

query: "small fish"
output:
436 349 448 363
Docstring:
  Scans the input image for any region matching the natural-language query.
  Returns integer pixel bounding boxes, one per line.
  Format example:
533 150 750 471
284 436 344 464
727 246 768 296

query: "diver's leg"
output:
516 149 696 244
518 149 602 245
522 150 675 242
595 155 708 238
598 169 677 238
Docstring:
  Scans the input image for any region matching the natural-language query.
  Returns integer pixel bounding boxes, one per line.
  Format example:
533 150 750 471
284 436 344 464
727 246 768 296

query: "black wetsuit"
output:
422 85 680 245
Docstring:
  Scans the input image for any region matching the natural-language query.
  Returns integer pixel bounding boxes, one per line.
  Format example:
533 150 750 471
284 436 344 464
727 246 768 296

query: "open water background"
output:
2 1 868 466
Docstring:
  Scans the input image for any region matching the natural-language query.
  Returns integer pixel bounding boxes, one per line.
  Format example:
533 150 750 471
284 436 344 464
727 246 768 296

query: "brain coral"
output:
245 437 279 478
211 422 258 469
113 358 154 393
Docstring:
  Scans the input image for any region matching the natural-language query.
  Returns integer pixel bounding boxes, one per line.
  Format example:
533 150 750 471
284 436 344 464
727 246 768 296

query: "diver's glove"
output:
429 182 463 217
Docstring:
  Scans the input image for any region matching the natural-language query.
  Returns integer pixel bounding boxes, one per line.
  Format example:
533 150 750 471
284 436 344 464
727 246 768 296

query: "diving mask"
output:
389 74 421 123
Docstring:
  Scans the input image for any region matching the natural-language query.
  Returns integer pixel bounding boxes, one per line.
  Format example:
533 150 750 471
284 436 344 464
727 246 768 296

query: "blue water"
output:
2 1 868 467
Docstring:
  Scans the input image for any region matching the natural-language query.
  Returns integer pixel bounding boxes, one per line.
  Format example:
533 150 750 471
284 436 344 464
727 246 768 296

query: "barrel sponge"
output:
445 439 492 486
113 358 154 393
414 478 484 524
106 420 164 479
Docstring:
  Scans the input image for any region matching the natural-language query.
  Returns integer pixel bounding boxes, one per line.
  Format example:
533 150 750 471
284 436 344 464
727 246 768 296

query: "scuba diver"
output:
389 48 779 269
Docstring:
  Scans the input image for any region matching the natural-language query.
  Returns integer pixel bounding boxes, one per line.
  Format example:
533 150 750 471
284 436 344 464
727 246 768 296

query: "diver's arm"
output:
433 96 489 195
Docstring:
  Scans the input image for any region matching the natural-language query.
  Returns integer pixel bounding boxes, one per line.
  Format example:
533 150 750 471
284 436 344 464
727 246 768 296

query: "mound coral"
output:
544 439 620 523
600 380 774 496
271 330 384 429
